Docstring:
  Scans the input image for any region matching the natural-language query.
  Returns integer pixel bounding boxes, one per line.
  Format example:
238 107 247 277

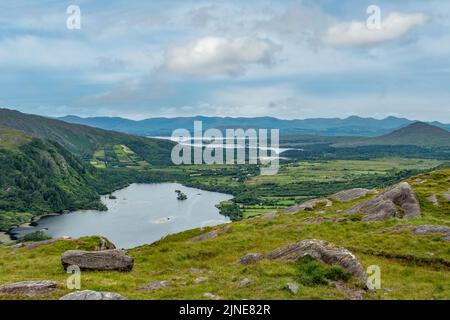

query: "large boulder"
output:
331 188 374 202
266 239 367 283
60 290 127 300
346 182 421 221
0 280 57 296
61 249 133 271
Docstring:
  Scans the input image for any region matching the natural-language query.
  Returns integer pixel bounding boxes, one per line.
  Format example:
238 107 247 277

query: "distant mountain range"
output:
58 114 450 137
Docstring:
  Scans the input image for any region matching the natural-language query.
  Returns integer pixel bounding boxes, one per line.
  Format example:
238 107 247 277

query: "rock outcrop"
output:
61 249 133 271
284 198 332 214
266 239 367 283
237 253 263 265
59 290 127 300
383 225 450 241
0 280 57 296
190 225 230 242
427 195 439 206
346 182 421 221
140 280 170 292
331 188 373 202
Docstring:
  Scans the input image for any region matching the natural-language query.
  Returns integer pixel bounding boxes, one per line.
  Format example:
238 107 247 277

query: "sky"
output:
0 0 450 121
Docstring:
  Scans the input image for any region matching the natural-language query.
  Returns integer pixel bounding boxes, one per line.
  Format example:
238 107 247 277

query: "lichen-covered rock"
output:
190 225 230 242
61 249 133 271
347 182 421 221
284 199 332 214
59 290 127 300
0 280 57 296
331 188 374 202
266 239 367 283
237 253 263 265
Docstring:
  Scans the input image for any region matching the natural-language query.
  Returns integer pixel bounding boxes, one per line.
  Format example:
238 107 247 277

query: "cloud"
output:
322 12 428 47
164 36 280 77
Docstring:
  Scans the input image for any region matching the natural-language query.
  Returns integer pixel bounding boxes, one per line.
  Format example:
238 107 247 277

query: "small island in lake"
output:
175 190 187 200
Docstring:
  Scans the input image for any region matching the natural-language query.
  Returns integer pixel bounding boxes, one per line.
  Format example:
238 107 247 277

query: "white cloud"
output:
164 36 279 76
322 12 428 47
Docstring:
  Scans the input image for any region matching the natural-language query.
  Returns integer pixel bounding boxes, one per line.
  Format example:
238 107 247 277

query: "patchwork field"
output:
91 144 150 169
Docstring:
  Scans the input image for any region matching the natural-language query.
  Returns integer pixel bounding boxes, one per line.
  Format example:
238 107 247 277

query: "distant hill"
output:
335 122 450 148
59 115 419 137
0 109 174 165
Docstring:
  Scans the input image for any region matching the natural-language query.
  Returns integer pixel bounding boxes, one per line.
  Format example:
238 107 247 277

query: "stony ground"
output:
0 169 449 300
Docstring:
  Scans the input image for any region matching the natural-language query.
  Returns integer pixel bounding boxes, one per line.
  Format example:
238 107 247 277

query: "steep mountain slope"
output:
0 129 130 230
0 109 174 165
59 115 417 137
0 168 449 300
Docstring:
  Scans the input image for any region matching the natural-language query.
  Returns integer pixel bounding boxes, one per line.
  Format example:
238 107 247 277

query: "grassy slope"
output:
1 169 449 300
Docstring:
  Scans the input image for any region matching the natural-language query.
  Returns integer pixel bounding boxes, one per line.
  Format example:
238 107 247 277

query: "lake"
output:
10 183 233 248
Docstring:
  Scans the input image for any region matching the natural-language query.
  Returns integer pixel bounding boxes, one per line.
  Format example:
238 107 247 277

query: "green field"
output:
91 144 150 169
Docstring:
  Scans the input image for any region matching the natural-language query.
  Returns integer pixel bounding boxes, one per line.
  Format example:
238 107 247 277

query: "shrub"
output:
295 255 351 286
20 230 51 242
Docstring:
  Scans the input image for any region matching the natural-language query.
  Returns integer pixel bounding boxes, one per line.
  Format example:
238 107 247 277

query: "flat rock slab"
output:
284 198 332 214
60 290 127 300
140 280 170 292
383 225 450 241
347 182 421 221
0 280 57 296
61 249 133 271
331 188 374 202
267 239 367 283
190 225 230 242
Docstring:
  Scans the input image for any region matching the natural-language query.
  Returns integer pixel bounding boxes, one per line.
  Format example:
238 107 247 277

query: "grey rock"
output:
442 194 450 201
189 268 203 274
203 292 220 300
284 199 332 214
190 225 230 243
61 249 133 271
267 239 367 283
59 290 127 300
0 280 57 296
261 212 278 219
237 253 263 265
332 188 373 202
427 195 439 206
383 225 450 242
347 182 421 221
334 282 365 300
239 278 251 287
413 178 427 184
140 280 170 292
194 277 209 284
287 283 299 294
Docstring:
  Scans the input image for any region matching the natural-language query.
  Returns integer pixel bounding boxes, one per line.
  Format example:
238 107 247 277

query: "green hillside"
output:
0 133 130 230
0 109 174 166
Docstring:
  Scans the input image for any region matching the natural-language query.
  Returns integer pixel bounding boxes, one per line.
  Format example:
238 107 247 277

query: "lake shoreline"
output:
7 182 233 248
